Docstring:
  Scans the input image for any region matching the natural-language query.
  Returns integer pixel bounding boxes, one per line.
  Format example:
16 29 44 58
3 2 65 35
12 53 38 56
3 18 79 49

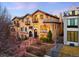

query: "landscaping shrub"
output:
40 37 49 43
40 30 53 43
47 30 52 42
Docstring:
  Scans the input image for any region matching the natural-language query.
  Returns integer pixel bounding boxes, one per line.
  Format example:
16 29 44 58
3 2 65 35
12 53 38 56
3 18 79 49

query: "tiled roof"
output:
12 9 59 21
32 9 59 19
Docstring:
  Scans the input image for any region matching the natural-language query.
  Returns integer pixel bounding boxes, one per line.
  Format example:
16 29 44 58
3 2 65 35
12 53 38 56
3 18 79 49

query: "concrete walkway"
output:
47 43 63 57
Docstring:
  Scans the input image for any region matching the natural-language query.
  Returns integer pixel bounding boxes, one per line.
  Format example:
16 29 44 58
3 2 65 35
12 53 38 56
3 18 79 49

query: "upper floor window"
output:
64 11 69 16
16 21 20 27
40 14 43 19
11 28 15 32
33 15 38 23
34 15 37 20
69 11 72 15
25 20 30 25
21 27 23 31
14 21 16 24
27 17 29 20
29 26 33 29
72 11 75 15
25 27 27 32
64 10 79 16
75 10 78 15
67 18 78 28
40 24 48 33
14 21 20 27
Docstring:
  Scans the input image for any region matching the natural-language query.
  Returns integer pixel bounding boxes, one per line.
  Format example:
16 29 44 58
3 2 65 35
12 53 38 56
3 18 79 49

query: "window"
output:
25 20 30 25
67 18 78 28
67 31 78 42
27 17 29 20
33 15 38 23
40 14 43 19
75 10 78 15
69 11 72 15
78 10 79 15
72 11 75 15
14 21 16 24
21 27 23 31
11 28 15 32
34 15 37 21
15 21 20 27
40 24 48 33
25 27 27 32
29 26 33 29
65 11 69 16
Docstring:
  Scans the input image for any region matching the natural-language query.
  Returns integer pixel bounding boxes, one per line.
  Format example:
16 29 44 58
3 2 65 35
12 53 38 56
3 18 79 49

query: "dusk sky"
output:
1 2 79 18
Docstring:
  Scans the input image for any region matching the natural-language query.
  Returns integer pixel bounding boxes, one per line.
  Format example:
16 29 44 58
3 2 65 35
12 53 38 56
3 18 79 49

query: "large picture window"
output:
67 31 78 42
67 18 78 28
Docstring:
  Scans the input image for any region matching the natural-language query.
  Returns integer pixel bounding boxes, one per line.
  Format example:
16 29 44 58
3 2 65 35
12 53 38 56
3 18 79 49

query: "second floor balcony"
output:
33 20 38 23
25 21 30 25
43 19 59 23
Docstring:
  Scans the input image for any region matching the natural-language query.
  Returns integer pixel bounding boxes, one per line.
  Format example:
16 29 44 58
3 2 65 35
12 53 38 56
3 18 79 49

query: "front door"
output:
29 31 32 37
34 29 38 38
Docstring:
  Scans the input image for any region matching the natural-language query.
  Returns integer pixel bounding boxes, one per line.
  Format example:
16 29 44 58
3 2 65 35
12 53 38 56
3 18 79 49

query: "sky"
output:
1 2 79 18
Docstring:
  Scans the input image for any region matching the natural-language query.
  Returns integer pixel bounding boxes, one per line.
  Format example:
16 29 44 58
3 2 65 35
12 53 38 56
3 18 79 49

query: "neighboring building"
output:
63 7 79 46
11 10 63 41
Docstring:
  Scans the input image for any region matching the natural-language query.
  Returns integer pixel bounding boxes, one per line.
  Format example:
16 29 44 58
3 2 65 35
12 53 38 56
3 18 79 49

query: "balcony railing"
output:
40 30 48 33
25 22 30 25
33 20 38 23
43 19 59 23
29 26 33 29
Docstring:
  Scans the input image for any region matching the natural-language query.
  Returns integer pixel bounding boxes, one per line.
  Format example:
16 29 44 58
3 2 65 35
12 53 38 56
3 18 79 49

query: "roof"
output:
12 9 59 21
12 14 30 21
32 9 59 19
12 17 17 21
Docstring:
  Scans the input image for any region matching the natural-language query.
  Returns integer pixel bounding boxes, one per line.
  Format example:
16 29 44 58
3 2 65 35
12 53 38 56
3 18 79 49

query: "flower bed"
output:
26 42 54 56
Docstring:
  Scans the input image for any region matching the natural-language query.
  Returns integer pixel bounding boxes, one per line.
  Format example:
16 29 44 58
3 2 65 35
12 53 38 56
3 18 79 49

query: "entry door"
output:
34 29 38 38
29 31 33 37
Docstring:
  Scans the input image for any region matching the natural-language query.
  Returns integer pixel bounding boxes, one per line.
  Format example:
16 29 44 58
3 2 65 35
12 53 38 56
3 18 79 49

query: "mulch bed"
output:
26 42 54 56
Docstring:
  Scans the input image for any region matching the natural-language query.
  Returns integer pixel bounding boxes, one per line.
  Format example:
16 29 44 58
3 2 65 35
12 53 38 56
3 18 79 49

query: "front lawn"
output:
59 45 79 57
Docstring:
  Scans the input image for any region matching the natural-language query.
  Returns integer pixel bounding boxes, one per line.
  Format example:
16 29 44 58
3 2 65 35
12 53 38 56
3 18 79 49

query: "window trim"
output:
67 31 78 42
67 18 78 28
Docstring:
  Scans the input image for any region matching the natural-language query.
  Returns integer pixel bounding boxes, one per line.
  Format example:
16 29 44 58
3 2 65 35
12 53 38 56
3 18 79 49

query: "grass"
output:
59 45 79 57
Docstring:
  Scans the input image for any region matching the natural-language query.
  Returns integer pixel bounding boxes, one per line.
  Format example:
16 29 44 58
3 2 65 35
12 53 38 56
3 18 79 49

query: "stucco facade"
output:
11 10 62 40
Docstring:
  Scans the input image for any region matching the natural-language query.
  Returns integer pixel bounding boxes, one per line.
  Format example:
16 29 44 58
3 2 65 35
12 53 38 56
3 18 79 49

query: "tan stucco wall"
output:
12 11 61 40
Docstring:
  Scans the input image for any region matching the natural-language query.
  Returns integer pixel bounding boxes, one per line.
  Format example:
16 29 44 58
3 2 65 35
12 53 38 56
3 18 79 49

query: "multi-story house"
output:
63 7 79 46
11 10 63 41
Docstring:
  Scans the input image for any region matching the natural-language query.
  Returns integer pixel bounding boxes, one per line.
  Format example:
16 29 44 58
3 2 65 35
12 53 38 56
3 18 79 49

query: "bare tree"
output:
0 3 11 53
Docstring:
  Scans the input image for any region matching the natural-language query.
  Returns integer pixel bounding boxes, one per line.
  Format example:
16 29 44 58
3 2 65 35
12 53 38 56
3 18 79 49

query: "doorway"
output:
29 31 33 37
34 29 38 38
